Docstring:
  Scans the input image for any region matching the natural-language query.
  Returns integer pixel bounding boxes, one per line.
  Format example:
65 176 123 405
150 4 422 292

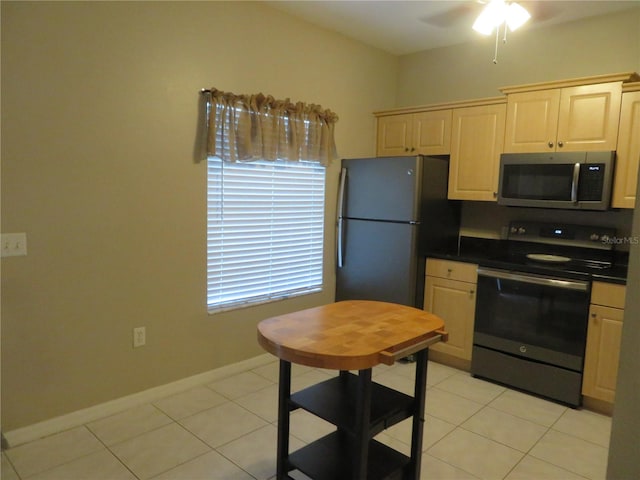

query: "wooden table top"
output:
257 300 446 370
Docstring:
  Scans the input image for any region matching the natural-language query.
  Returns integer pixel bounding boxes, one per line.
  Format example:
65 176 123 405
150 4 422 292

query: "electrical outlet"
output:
133 327 146 348
1 233 27 257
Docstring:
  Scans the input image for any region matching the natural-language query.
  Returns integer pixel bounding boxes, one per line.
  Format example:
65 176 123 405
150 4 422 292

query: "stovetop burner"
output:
525 253 572 263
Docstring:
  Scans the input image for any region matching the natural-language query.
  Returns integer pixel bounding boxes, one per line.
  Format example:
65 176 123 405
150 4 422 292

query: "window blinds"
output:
207 158 325 312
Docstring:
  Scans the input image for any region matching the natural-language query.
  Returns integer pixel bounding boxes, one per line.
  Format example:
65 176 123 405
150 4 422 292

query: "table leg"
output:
276 360 291 479
353 368 372 480
408 348 429 480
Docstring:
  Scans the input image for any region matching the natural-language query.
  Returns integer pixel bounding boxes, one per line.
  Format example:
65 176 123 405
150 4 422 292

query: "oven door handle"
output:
477 267 589 292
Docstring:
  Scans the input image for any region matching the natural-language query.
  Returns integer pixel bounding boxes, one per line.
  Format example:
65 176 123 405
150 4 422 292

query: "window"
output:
202 88 336 313
207 157 325 312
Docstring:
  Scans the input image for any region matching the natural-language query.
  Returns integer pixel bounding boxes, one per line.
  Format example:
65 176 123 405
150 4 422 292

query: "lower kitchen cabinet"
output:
582 282 627 405
424 259 478 367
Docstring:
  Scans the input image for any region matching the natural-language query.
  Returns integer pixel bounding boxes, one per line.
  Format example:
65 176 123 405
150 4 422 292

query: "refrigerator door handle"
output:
337 167 347 268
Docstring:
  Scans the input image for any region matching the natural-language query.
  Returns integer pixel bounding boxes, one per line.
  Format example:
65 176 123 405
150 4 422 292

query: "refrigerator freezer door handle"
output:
337 167 347 268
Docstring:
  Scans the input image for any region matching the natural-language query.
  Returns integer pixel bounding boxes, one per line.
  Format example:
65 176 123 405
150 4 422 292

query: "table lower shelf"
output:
290 373 414 437
288 431 410 480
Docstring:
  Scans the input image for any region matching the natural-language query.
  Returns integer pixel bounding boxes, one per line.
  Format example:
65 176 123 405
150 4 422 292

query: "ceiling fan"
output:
419 0 559 29
420 0 559 63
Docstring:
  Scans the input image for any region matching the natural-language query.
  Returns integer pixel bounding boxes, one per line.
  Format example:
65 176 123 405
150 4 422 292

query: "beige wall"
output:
0 1 398 430
397 8 640 106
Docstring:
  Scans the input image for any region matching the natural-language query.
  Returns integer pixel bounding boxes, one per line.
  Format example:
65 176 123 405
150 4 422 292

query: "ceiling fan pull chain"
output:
493 25 500 64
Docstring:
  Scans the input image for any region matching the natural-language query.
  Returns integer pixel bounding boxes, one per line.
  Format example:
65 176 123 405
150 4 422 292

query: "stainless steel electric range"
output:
470 221 619 407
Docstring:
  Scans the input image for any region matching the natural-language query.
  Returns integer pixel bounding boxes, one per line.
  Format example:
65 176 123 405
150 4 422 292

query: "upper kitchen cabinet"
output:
501 73 640 153
376 114 412 156
502 88 560 153
448 99 506 201
556 83 620 151
612 83 640 209
375 109 452 156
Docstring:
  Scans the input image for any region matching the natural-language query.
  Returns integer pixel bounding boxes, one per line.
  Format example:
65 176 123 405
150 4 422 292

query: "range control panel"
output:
508 221 616 250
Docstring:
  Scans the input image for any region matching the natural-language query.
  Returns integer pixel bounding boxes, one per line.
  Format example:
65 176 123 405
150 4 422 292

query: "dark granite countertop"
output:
427 237 628 285
591 267 628 285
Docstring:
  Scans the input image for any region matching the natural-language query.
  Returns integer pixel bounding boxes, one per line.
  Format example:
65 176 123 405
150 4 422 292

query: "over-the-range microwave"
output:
497 151 615 210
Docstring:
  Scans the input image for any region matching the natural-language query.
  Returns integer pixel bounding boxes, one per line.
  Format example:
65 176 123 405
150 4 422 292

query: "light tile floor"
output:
1 360 612 480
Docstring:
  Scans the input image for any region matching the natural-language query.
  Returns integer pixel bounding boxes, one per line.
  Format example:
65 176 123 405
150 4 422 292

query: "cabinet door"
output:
413 110 452 155
503 89 561 153
376 114 413 156
448 104 506 201
424 277 476 360
582 304 624 403
556 82 622 152
612 90 640 208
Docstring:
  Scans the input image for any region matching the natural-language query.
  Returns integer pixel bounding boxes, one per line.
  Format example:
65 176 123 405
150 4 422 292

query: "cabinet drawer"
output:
426 258 478 283
591 282 627 309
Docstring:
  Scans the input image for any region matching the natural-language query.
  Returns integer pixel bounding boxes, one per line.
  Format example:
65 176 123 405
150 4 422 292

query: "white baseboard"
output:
4 353 274 448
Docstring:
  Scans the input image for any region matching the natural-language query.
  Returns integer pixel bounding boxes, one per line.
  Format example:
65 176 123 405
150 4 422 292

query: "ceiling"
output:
266 1 638 55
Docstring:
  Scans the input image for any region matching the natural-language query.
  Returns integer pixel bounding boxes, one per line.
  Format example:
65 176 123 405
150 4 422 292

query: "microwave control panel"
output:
578 164 606 201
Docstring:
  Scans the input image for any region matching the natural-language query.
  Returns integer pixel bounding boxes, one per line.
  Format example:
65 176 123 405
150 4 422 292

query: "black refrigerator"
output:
335 155 460 308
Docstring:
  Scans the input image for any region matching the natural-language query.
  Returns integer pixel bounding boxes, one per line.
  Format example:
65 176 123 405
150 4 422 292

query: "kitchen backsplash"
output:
460 201 635 251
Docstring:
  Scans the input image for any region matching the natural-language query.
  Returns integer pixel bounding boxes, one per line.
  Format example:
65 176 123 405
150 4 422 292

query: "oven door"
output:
499 162 578 205
474 268 590 372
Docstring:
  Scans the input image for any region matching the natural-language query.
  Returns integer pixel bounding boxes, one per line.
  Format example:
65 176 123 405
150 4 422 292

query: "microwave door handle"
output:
336 167 347 268
571 163 580 203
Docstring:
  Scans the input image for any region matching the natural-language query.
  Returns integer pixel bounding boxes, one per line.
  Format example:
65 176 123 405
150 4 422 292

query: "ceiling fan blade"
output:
419 0 562 30
520 1 562 22
419 3 483 28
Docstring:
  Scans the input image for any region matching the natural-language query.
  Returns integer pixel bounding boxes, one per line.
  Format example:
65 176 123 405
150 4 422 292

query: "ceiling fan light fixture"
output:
472 0 508 35
506 2 531 31
472 0 530 35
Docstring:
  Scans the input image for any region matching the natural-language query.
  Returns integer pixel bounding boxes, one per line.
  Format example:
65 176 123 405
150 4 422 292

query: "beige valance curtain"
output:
204 88 338 166
204 88 338 165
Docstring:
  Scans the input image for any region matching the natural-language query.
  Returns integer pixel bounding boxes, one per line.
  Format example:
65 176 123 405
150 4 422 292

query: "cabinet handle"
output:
493 191 497 198
410 147 415 152
548 141 554 148
404 147 409 152
558 141 564 148
470 289 475 295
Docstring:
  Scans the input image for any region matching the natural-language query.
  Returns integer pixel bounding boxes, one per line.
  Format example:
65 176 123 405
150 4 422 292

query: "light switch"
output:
1 233 28 257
